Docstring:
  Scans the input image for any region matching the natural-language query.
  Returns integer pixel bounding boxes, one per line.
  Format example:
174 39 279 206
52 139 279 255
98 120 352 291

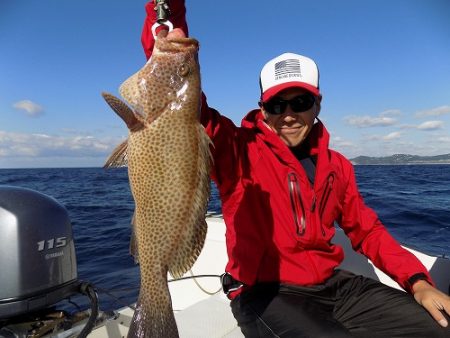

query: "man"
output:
141 1 450 336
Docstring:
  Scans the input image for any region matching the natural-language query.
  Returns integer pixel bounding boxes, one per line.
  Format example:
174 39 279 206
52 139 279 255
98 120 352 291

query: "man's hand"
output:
157 27 186 39
413 280 450 327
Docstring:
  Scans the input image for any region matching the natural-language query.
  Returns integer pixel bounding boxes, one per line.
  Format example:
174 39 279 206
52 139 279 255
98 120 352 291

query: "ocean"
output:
0 165 449 312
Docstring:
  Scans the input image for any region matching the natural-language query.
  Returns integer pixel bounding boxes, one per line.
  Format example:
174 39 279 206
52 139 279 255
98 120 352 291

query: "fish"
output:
102 34 212 337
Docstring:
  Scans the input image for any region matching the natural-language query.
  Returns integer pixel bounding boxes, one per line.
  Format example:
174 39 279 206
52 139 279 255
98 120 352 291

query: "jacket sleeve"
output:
338 161 434 293
200 95 244 196
141 0 189 60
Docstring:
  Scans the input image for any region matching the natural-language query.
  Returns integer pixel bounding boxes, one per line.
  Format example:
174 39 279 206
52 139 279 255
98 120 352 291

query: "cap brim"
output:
261 82 320 103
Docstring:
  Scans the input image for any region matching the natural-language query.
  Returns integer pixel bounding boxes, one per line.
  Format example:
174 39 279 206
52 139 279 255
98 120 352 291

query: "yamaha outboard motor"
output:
0 186 98 337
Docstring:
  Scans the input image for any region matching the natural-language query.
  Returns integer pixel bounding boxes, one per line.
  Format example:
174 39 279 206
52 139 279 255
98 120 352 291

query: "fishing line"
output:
95 287 137 311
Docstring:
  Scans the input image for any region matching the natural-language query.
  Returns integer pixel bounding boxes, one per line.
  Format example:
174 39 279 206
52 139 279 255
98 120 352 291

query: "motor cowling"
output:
0 186 79 319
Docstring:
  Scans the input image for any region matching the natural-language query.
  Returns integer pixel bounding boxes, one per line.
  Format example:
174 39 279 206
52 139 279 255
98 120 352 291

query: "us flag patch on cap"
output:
275 59 301 79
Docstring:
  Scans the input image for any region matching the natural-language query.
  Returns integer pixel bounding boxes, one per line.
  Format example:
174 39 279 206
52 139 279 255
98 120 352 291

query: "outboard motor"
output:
0 186 98 337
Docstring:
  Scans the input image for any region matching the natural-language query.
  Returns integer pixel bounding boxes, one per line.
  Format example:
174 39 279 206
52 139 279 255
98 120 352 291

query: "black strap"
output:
221 273 244 295
407 272 430 290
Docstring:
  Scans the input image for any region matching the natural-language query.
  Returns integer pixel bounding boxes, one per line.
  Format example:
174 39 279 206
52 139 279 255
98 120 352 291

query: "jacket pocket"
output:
319 173 335 218
318 173 335 236
288 173 306 236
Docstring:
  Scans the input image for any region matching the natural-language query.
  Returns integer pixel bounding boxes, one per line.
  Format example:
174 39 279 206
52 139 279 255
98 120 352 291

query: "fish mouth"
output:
167 37 198 44
157 37 199 53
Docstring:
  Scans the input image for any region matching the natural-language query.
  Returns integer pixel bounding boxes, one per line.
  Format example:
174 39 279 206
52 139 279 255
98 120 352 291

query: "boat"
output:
0 186 449 337
89 216 450 338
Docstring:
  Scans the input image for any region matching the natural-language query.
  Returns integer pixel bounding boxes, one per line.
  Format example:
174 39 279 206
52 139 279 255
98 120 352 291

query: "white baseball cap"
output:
259 52 320 103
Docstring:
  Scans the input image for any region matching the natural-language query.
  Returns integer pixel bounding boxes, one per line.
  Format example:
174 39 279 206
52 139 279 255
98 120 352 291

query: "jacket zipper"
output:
288 173 306 236
318 173 335 236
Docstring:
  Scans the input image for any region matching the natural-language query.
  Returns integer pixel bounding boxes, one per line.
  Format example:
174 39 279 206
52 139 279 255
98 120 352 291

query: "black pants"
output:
230 270 450 338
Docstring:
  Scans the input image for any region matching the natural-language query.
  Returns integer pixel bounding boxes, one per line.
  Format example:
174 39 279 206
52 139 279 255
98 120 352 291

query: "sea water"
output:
0 165 448 311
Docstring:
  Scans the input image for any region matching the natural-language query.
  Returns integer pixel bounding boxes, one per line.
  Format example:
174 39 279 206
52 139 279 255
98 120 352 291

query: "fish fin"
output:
168 126 212 279
119 72 141 114
101 92 144 132
201 124 214 166
169 218 207 279
129 288 179 337
129 211 139 264
104 140 128 168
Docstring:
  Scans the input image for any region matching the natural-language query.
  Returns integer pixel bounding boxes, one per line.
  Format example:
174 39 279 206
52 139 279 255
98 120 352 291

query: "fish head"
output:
119 37 200 123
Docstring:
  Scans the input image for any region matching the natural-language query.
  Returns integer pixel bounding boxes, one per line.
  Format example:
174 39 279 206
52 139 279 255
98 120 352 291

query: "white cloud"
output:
398 124 417 130
344 115 397 128
437 136 450 143
330 136 354 148
0 130 120 160
363 134 382 141
415 105 450 118
361 131 402 141
380 109 402 117
382 131 402 140
332 136 449 159
416 120 444 131
13 100 44 117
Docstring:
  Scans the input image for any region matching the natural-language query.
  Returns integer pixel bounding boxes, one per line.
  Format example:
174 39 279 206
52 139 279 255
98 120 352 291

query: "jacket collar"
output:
241 110 333 187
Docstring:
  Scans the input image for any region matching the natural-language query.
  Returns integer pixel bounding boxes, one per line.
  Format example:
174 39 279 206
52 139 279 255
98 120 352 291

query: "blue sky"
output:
1 0 449 168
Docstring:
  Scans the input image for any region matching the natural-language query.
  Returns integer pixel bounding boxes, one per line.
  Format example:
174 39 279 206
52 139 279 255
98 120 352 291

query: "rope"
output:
94 273 223 311
188 270 223 296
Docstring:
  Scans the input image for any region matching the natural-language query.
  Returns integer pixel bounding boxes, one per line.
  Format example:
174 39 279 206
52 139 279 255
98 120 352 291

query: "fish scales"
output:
103 36 211 338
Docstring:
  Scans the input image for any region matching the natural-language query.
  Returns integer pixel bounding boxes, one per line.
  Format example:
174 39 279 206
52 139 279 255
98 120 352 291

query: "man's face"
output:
262 87 321 147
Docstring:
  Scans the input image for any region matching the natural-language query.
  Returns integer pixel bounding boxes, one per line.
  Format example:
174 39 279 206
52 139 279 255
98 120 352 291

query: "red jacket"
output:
201 108 432 293
141 1 432 293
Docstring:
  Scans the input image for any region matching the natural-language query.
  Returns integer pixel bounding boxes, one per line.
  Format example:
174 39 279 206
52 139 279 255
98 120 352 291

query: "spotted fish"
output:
102 34 211 337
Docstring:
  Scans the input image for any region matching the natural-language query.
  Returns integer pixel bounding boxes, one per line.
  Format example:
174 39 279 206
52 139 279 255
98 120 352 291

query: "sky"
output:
1 0 449 168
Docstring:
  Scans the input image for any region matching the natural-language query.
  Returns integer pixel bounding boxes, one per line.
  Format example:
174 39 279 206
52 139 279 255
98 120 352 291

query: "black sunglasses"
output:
262 93 316 115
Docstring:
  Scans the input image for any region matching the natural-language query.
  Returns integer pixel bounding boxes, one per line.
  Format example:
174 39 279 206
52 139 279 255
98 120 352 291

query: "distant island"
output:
350 153 450 165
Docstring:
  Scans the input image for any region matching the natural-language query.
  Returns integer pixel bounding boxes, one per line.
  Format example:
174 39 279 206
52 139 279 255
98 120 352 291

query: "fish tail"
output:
128 293 179 338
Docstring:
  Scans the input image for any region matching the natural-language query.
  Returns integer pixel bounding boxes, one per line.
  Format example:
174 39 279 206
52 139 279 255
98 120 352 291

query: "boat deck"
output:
88 217 450 337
